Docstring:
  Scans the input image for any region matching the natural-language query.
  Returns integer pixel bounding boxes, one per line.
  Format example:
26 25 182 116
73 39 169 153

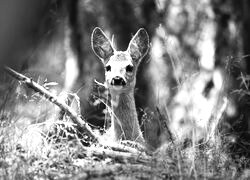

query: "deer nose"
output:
111 76 126 86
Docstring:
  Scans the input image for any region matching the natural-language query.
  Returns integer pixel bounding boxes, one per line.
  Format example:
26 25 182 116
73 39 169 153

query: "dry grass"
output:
1 72 250 180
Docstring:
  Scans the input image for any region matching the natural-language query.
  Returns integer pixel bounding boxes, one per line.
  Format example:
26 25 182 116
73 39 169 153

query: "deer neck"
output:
109 89 144 143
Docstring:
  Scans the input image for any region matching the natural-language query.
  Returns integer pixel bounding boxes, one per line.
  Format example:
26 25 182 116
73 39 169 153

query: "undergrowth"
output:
1 75 250 180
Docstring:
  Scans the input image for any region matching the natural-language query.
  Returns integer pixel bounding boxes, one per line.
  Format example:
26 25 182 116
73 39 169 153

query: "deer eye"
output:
126 65 133 72
105 65 111 72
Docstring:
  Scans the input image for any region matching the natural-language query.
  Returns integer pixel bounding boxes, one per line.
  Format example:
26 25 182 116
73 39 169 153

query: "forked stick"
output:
4 66 98 142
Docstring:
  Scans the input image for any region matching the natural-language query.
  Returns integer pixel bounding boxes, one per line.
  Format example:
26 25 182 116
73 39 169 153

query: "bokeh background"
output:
1 0 250 154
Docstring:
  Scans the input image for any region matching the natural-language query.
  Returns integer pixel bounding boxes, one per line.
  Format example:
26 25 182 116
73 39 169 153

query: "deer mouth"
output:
111 76 126 87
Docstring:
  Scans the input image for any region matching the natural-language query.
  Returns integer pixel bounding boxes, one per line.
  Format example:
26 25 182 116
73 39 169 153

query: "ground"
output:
1 70 250 180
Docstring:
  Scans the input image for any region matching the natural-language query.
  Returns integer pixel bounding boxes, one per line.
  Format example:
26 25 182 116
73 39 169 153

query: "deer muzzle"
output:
111 76 126 86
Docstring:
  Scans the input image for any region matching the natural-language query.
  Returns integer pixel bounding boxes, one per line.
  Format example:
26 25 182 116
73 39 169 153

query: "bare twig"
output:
4 66 98 142
156 107 174 143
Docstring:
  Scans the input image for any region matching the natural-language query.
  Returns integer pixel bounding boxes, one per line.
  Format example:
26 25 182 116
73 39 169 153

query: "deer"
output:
91 27 149 146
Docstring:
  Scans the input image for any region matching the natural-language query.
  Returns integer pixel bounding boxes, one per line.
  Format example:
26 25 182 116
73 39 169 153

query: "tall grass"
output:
1 65 250 180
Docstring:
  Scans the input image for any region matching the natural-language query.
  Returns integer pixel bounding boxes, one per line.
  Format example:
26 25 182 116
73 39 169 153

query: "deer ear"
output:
127 28 149 64
91 27 114 63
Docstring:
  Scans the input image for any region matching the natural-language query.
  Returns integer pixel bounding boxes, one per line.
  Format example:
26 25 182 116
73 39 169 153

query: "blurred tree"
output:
0 0 50 71
211 0 241 74
211 0 250 157
242 1 250 74
0 0 71 87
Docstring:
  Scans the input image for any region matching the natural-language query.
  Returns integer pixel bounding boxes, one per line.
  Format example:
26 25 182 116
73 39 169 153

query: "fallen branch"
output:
81 145 151 165
4 66 98 142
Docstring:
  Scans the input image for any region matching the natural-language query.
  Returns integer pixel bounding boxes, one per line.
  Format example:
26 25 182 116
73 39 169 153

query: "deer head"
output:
91 27 149 94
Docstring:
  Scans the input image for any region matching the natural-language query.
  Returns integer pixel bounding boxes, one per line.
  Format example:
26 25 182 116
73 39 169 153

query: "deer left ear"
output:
91 27 114 64
127 28 149 64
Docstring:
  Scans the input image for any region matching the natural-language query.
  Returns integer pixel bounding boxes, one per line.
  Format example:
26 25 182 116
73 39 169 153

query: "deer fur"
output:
91 27 149 145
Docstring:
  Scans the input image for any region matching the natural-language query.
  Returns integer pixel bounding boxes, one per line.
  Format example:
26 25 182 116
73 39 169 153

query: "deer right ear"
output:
127 28 149 64
91 27 114 63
